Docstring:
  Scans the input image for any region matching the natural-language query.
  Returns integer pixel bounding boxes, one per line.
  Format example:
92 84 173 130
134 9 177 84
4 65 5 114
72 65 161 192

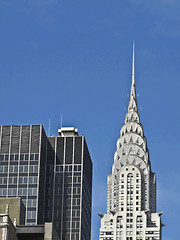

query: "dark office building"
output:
0 125 92 240
0 125 47 225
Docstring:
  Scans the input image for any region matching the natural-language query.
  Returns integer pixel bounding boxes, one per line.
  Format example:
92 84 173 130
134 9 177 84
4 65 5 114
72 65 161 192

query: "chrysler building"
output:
99 47 164 240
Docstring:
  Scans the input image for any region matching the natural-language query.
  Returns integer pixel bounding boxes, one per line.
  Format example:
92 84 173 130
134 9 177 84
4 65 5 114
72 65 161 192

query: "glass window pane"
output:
28 188 32 195
34 166 38 173
27 211 31 218
24 166 28 172
9 166 13 172
23 188 27 196
34 177 37 184
32 211 36 219
14 166 18 172
18 188 22 195
19 166 23 172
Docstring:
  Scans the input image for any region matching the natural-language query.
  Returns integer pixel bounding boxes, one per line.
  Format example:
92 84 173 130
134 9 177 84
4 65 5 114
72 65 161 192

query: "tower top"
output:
58 127 79 137
132 42 135 85
127 43 138 114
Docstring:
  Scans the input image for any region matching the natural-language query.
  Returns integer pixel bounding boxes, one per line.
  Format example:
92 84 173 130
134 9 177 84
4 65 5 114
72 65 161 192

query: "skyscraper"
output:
45 127 92 240
99 47 164 240
0 125 92 240
0 125 47 225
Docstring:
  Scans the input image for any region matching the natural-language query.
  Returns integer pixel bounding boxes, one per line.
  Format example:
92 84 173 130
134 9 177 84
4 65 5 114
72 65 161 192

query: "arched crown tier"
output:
113 47 151 173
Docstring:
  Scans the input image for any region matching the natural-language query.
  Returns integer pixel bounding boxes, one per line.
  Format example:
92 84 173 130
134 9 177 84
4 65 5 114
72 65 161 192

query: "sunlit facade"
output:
99 48 164 240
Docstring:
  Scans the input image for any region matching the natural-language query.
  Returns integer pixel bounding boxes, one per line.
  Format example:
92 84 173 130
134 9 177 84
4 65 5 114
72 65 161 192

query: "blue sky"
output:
0 0 180 239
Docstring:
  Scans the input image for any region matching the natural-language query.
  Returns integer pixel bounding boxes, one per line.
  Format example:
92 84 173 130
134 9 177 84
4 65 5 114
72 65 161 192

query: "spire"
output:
128 43 138 112
132 42 135 85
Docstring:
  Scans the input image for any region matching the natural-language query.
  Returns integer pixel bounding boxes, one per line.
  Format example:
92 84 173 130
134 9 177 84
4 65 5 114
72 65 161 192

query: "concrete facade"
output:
44 223 59 240
0 205 17 240
99 48 164 240
16 223 60 240
0 202 59 240
0 198 25 225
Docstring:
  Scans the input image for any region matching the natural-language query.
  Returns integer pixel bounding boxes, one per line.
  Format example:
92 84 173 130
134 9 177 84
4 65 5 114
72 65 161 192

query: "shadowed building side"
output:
44 127 92 240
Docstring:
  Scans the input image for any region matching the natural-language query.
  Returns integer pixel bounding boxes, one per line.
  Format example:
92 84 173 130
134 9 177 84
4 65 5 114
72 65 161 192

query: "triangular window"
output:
129 147 133 153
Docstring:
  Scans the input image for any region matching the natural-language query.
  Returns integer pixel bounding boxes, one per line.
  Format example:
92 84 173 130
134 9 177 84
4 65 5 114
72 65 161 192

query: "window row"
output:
47 164 82 173
67 198 81 206
0 187 38 197
55 164 82 172
54 175 81 184
66 187 81 195
66 221 80 229
18 188 37 196
100 231 113 235
0 165 38 173
27 210 36 219
65 209 80 217
121 173 139 177
0 188 7 196
27 199 37 207
61 233 80 240
0 153 39 161
20 176 38 184
0 176 38 185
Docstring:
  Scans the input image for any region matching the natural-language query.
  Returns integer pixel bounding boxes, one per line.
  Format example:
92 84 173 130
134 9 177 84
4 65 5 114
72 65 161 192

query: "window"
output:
27 211 36 219
28 188 37 196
